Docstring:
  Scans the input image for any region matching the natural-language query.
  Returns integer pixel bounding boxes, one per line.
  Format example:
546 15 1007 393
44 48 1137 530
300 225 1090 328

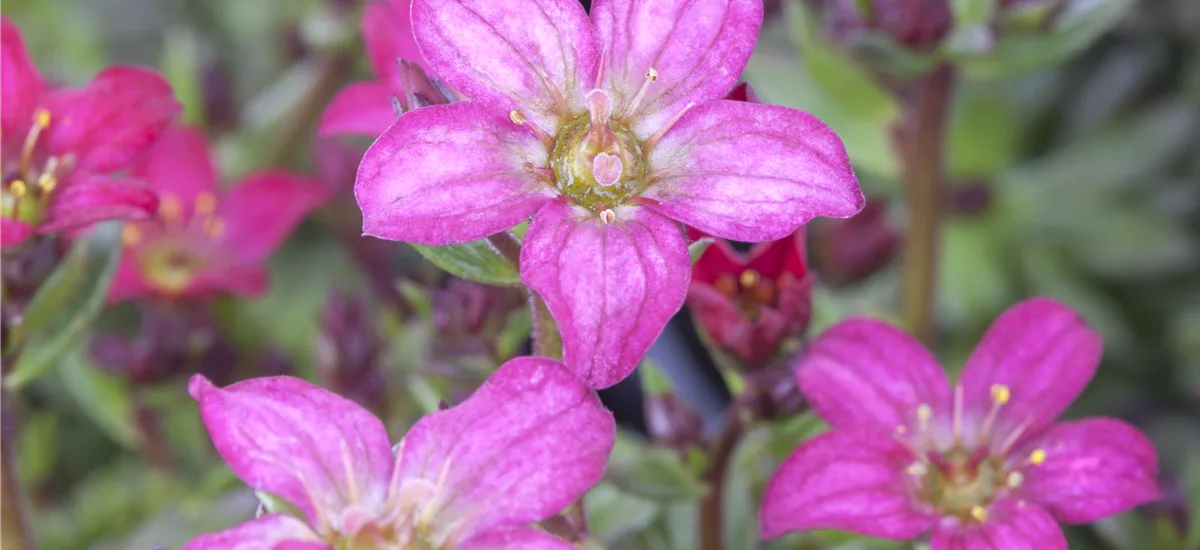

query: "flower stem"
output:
486 232 523 268
262 53 350 167
529 293 562 359
897 65 956 344
1 388 37 550
699 403 746 550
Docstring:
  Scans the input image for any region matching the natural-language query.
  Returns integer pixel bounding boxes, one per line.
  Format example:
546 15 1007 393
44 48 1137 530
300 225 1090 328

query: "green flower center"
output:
548 112 647 212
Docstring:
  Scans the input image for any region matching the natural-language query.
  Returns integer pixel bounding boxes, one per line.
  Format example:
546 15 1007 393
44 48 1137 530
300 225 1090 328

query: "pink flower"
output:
1 18 180 249
761 298 1162 549
317 0 428 138
688 229 811 368
182 356 614 550
108 127 325 302
356 0 864 389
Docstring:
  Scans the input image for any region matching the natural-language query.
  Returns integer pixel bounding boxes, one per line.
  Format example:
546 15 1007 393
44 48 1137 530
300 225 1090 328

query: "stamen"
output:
295 469 333 537
592 153 622 187
739 269 760 289
1029 449 1046 465
599 209 616 224
9 180 28 197
159 193 182 223
202 216 225 238
19 109 52 175
509 109 555 149
195 192 218 215
122 225 142 247
916 403 932 424
341 439 361 504
952 384 964 447
622 68 658 119
905 462 927 477
714 274 737 296
36 172 56 193
995 416 1034 457
642 102 694 152
970 506 988 522
978 384 1010 444
1005 471 1024 489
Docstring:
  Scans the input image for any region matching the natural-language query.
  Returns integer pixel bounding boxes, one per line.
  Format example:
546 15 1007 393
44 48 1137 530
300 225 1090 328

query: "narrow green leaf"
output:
687 238 712 264
159 27 206 125
255 491 305 520
6 222 123 389
411 239 520 286
605 432 707 502
58 350 142 450
584 483 660 544
639 360 674 396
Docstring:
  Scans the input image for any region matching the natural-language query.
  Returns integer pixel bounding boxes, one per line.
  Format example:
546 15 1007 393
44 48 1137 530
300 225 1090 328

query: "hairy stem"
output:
1 389 37 550
897 65 956 344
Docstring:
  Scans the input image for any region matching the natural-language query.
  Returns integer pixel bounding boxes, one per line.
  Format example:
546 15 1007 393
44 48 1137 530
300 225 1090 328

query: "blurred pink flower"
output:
1 17 180 249
356 0 864 388
108 127 325 302
182 356 614 550
761 298 1162 549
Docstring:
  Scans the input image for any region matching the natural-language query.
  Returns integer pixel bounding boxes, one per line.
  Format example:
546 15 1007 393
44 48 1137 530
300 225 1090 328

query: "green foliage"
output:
411 238 522 286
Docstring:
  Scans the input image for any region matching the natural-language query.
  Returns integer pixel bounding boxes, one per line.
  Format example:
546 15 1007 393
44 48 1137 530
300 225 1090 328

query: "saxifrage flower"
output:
108 127 325 302
1 17 180 248
183 356 614 550
355 0 865 389
761 297 1162 549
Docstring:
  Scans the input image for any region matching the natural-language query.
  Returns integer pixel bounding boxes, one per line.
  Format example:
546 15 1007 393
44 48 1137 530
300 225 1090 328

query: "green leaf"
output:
688 238 712 264
605 432 707 502
17 411 59 487
937 217 1014 328
946 85 1020 179
58 351 142 451
584 483 660 544
953 0 997 25
255 491 305 520
411 239 520 286
640 360 674 396
5 222 123 389
159 27 206 125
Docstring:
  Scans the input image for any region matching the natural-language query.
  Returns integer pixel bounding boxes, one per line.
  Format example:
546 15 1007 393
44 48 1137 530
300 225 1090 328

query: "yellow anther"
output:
1006 471 1024 489
159 193 181 221
739 269 760 289
916 403 933 422
990 384 1011 405
122 224 142 247
1029 449 1047 466
599 209 615 224
9 180 28 197
202 216 225 237
509 109 527 125
36 173 57 193
33 108 51 128
645 68 658 82
970 506 988 522
195 192 218 215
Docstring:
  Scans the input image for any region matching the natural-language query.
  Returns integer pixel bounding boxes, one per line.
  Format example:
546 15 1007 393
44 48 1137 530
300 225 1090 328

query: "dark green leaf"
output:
412 239 520 286
58 350 141 450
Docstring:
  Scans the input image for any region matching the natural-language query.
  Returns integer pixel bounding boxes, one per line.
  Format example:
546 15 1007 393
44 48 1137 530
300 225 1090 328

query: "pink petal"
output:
356 102 554 245
188 374 395 526
591 0 763 137
317 81 398 138
930 499 1066 550
690 238 746 285
395 357 614 534
745 229 807 280
521 200 690 389
644 100 864 242
218 170 326 264
0 218 35 249
460 526 578 550
1 17 47 144
1015 418 1161 524
363 0 422 85
411 0 598 131
797 318 952 434
958 297 1103 441
183 265 271 300
44 66 181 173
761 431 936 540
41 174 159 233
106 251 155 304
180 514 327 550
132 126 218 207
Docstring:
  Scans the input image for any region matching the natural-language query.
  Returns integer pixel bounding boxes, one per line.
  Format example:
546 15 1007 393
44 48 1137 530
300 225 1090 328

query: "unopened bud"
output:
644 394 704 449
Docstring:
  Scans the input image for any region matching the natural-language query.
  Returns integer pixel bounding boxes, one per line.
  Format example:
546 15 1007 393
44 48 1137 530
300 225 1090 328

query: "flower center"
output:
124 192 227 295
545 90 647 213
714 269 795 320
2 109 70 228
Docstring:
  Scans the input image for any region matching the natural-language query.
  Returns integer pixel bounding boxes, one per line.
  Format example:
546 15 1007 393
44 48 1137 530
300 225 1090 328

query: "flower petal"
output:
132 126 218 207
411 0 597 130
521 200 690 389
591 0 763 137
317 81 398 138
44 66 181 173
180 514 327 550
930 499 1066 550
218 170 326 264
460 526 578 550
797 318 952 434
395 356 614 535
185 265 271 300
761 431 936 540
0 218 34 249
188 374 395 526
41 174 159 234
106 250 155 304
1015 418 1161 524
745 230 807 281
644 100 864 242
690 238 746 285
363 0 422 86
1 17 47 144
356 102 554 245
958 297 1103 440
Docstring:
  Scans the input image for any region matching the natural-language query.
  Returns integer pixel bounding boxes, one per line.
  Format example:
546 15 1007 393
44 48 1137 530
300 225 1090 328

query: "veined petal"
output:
41 174 159 234
0 218 35 249
44 66 181 173
797 318 952 434
180 514 327 550
644 100 864 242
591 0 762 137
218 170 327 264
460 526 578 550
317 81 398 138
395 357 614 535
188 375 395 526
356 102 554 245
1 17 47 144
958 297 1102 441
761 431 936 540
132 126 218 208
930 499 1066 550
363 0 422 86
1015 418 1161 524
411 0 597 130
521 200 690 389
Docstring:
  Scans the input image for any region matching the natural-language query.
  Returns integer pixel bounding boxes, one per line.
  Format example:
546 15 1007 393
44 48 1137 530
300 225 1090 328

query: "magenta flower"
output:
183 356 614 550
1 17 180 249
317 0 425 138
761 298 1162 548
108 127 325 302
356 0 864 388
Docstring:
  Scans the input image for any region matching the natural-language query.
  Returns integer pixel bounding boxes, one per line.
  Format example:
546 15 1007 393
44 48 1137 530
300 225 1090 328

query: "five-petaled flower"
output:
1 17 180 249
355 0 864 389
183 356 614 550
761 297 1161 548
108 127 326 302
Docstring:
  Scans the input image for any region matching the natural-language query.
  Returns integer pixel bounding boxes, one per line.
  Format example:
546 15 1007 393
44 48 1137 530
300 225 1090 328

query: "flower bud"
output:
644 393 705 449
811 197 899 286
89 305 230 386
316 291 386 411
808 0 953 52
